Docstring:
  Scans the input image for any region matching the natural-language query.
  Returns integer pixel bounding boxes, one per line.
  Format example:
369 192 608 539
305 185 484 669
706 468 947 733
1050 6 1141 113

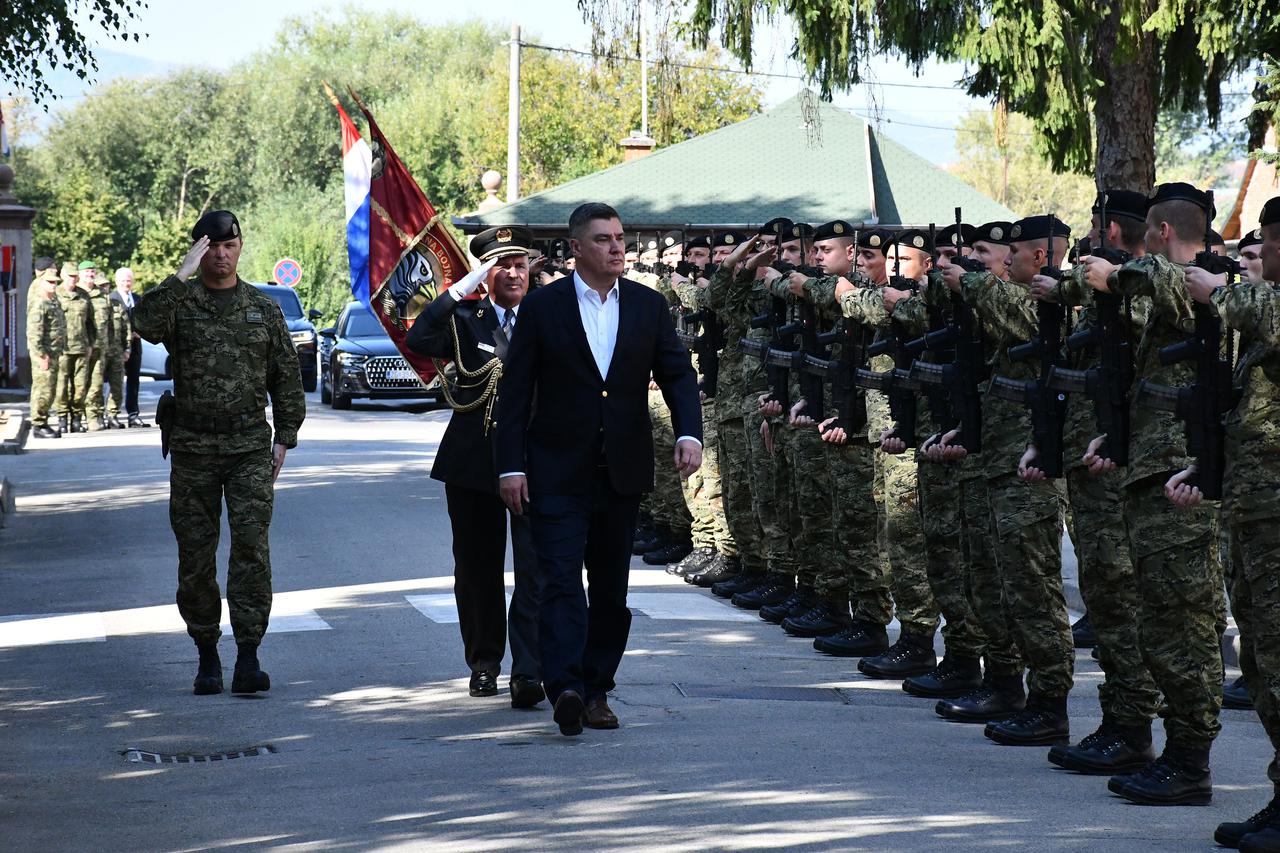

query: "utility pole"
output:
639 0 648 138
507 24 521 203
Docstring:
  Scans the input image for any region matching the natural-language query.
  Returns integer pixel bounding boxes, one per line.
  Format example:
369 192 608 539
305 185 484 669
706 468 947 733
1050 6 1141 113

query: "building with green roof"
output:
453 95 1015 236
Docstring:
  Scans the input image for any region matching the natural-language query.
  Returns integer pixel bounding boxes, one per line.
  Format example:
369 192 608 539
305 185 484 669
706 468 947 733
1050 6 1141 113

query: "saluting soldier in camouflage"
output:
132 210 306 698
27 264 66 439
54 262 96 433
1080 183 1225 806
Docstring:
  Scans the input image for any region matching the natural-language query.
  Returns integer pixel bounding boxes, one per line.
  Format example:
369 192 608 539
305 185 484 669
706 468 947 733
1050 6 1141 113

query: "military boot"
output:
71 415 86 433
633 525 668 556
813 619 888 657
984 693 1069 745
858 632 938 679
712 571 763 599
193 642 223 695
1217 797 1280 848
903 654 983 699
107 414 125 429
644 536 692 566
57 415 69 434
688 554 740 588
731 575 794 610
1107 746 1212 806
668 546 714 576
759 586 817 624
782 601 852 638
127 413 151 428
1242 820 1280 853
1224 674 1254 710
231 642 271 694
935 673 1026 723
87 416 106 432
1071 613 1097 649
33 425 59 439
1048 719 1155 775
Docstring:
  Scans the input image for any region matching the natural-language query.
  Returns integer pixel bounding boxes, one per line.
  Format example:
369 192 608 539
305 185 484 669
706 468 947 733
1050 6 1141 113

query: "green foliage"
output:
0 0 146 106
1154 107 1247 187
31 167 135 270
1252 55 1280 165
238 183 348 320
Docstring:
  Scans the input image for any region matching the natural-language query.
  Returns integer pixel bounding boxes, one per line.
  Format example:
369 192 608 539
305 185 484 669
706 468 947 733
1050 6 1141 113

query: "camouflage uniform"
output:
133 275 306 646
85 285 116 421
27 287 66 429
1108 255 1224 752
92 290 132 419
1055 267 1159 727
962 270 1072 701
54 284 96 419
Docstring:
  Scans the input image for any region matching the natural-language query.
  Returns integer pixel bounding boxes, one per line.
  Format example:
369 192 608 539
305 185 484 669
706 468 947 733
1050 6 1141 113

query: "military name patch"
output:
246 310 264 323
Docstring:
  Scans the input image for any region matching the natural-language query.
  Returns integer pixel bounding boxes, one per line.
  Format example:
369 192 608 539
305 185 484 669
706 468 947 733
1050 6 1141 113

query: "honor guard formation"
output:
512 188 1280 852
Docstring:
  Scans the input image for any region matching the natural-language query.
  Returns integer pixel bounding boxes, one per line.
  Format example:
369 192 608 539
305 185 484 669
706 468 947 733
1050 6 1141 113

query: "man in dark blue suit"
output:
496 202 702 736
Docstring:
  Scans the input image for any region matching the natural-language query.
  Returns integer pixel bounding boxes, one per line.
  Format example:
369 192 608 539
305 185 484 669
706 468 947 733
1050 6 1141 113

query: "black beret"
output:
469 225 533 262
1147 182 1214 216
1238 227 1263 250
192 209 241 242
1008 215 1071 243
1260 196 1280 228
890 228 934 253
624 240 639 254
759 217 794 238
547 238 571 260
641 235 660 253
712 231 746 248
857 228 894 251
1093 189 1147 222
813 220 854 241
660 230 683 249
1207 229 1225 247
789 222 815 240
974 221 1013 245
685 235 712 251
34 256 55 272
936 223 978 249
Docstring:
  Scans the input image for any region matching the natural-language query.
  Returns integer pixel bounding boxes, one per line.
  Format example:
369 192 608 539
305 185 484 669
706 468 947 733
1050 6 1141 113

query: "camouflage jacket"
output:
27 293 66 359
1107 255 1199 488
133 275 306 454
1214 281 1280 523
961 271 1040 480
88 288 115 356
705 264 772 418
56 286 96 355
107 292 132 354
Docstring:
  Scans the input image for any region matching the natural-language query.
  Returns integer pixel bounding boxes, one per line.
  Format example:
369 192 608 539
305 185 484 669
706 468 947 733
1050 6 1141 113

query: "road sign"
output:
273 258 302 287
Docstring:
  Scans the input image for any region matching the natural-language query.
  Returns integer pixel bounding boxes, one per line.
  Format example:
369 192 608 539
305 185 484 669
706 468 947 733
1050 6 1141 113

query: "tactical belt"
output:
174 410 264 434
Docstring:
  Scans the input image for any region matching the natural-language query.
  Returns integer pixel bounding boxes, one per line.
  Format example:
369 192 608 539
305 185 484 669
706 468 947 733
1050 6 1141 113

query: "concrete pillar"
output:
0 164 36 386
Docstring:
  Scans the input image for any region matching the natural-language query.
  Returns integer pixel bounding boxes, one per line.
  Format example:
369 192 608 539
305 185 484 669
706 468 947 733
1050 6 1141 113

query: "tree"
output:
1 0 147 106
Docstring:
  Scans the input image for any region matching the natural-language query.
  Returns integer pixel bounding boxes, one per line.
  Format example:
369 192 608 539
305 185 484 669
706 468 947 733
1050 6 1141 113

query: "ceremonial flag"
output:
325 85 472 384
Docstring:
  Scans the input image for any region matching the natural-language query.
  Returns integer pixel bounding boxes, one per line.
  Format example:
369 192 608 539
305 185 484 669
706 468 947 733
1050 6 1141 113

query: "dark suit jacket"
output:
405 291 512 493
493 275 701 496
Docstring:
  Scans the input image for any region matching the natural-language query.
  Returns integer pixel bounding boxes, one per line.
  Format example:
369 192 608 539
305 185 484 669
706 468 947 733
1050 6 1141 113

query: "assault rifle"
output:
990 214 1069 477
1133 191 1240 499
740 295 800 411
854 239 921 446
676 307 725 398
769 262 830 416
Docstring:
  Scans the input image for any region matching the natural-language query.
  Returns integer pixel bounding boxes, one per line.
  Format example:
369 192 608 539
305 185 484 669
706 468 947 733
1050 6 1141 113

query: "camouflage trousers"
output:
1067 466 1158 727
960 471 1022 676
171 448 275 646
822 439 892 625
719 413 767 572
875 450 937 636
1124 473 1223 751
789 422 835 590
54 352 92 417
988 473 1072 698
682 402 734 554
746 405 795 576
1226 517 1280 787
648 390 692 537
918 458 981 658
30 356 59 427
87 350 126 418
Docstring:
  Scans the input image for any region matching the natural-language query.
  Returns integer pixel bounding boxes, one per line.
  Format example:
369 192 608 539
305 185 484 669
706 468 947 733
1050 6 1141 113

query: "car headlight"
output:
292 331 316 344
336 352 368 366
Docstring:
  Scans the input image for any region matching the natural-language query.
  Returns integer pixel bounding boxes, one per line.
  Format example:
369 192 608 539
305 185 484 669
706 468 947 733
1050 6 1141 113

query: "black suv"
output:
319 301 442 409
252 283 322 392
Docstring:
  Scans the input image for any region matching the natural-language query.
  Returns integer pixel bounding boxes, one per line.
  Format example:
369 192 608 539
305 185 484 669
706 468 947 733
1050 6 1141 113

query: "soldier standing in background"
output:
83 261 115 431
55 262 96 434
28 265 66 439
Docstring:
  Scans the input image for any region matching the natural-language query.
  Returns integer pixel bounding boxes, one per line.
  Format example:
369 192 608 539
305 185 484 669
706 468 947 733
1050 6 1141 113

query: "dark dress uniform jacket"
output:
405 291 511 493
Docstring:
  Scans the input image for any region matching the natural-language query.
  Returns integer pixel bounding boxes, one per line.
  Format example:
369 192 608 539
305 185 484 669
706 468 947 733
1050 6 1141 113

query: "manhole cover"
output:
673 684 848 703
122 745 278 764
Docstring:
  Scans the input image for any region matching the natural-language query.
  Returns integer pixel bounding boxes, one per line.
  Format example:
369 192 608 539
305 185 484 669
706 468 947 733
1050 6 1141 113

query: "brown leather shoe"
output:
584 696 619 729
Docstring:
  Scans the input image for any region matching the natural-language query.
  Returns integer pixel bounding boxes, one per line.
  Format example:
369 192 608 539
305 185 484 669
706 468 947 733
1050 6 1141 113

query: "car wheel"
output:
302 371 317 393
319 370 332 404
331 379 352 410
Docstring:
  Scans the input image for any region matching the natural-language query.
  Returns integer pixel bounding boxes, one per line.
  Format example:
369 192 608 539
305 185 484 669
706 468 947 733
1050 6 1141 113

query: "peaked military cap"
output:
712 231 746 248
685 234 712 251
813 220 854 241
890 228 934 253
1147 182 1214 216
1237 227 1263 250
1093 189 1147 222
192 209 242 242
974 221 1013 245
60 262 79 279
937 223 978 249
857 228 894 251
661 230 683 249
760 217 795 239
470 225 533 262
34 256 55 273
1008 215 1071 243
1259 196 1280 228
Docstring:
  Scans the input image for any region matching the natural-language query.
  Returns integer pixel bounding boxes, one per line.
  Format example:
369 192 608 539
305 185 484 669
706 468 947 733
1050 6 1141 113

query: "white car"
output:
138 338 171 379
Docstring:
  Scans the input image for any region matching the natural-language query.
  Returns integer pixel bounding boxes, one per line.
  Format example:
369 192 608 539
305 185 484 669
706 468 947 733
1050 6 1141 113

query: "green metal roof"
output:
454 95 1015 233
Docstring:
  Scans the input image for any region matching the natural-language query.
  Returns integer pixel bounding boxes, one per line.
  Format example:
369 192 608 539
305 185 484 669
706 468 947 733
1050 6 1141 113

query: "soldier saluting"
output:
133 210 306 696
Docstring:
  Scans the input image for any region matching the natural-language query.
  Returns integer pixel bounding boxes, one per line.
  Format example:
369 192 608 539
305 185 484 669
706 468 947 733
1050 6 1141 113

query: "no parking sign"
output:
272 258 302 287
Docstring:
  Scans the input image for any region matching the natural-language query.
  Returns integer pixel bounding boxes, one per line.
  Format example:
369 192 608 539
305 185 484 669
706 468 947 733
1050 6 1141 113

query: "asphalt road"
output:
0 383 1267 851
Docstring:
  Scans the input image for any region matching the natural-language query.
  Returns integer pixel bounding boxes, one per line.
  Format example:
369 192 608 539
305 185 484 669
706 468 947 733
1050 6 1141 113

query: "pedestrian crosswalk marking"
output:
627 593 760 622
0 604 332 649
0 612 107 647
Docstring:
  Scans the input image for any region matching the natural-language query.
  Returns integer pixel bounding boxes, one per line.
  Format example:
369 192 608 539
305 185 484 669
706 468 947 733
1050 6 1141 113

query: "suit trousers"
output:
529 467 641 702
444 483 540 680
125 341 142 416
